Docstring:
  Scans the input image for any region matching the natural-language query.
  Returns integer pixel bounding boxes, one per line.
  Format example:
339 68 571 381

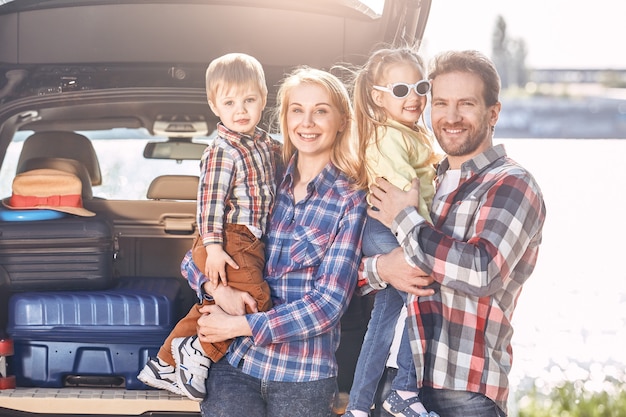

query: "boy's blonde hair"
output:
275 67 366 189
205 53 268 105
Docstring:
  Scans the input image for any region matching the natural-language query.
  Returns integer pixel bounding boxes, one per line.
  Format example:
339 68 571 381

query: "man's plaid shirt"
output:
361 144 546 414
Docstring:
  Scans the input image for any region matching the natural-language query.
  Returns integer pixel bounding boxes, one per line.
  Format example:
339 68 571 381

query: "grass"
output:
518 380 626 417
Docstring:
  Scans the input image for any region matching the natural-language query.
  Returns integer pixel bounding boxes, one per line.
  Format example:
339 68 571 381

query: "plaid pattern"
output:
364 145 546 414
197 123 282 244
184 156 367 382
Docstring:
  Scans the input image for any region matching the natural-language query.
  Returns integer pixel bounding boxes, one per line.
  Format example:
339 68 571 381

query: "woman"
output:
183 67 368 417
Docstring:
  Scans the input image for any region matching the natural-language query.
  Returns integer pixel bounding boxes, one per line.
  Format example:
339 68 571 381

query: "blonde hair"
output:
275 67 366 189
353 47 436 168
205 53 268 105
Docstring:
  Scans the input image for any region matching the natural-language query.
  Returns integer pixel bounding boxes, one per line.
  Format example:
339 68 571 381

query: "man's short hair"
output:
428 50 500 106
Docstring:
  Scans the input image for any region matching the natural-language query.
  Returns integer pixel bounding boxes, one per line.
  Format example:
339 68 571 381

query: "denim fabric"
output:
347 217 417 413
361 216 399 257
389 310 418 394
420 388 506 417
201 360 337 417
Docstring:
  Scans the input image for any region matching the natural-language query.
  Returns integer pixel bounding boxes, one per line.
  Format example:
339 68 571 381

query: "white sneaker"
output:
137 357 183 395
171 336 211 401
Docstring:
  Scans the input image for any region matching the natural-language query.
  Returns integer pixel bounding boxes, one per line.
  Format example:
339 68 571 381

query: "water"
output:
497 139 626 410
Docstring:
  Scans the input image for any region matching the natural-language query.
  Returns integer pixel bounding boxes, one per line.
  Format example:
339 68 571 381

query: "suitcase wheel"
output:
0 375 16 390
0 339 14 356
0 338 15 389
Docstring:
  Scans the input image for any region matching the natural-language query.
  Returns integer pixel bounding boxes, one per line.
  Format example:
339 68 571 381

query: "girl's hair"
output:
275 66 367 189
352 47 434 171
205 53 268 105
428 50 500 107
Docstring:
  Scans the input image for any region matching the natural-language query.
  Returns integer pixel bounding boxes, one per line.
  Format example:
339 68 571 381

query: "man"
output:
363 50 546 417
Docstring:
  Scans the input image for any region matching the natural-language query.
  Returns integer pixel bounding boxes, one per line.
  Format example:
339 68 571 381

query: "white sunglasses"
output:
373 80 431 98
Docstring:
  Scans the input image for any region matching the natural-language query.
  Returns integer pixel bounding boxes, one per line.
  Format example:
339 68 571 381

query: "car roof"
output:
0 0 430 66
0 0 431 104
0 0 431 116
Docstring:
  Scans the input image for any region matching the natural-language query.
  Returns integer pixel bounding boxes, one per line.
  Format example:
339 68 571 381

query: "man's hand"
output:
378 247 435 297
368 177 421 228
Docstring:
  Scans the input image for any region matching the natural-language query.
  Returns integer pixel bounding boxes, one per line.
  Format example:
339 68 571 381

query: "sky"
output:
419 0 626 69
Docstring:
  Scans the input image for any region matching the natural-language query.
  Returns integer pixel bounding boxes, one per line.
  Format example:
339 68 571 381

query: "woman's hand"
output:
378 247 436 297
203 281 259 316
197 304 252 343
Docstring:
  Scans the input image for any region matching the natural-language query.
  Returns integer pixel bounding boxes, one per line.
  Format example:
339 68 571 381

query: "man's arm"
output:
392 169 546 297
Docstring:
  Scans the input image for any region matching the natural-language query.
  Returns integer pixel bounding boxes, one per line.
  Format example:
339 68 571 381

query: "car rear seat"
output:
13 131 196 281
17 131 102 186
146 174 199 202
84 174 198 280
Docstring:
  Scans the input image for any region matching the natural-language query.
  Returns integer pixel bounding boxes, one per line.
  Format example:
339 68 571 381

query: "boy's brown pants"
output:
158 223 271 366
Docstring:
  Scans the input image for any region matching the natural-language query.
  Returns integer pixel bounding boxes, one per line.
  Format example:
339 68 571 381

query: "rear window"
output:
0 128 211 200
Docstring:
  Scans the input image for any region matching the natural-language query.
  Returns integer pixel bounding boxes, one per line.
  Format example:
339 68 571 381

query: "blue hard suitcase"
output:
6 276 182 389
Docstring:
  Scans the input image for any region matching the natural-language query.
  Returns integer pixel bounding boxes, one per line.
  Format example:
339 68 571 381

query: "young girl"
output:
342 48 440 417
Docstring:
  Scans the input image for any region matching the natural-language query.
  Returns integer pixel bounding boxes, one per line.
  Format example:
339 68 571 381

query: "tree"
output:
491 15 528 89
492 15 509 88
509 37 528 87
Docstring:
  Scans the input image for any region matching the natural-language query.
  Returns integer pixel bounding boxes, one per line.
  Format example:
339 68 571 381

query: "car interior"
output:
0 100 374 415
0 62 364 416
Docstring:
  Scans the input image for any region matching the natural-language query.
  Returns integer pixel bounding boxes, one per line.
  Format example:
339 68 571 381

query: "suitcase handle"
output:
64 375 125 388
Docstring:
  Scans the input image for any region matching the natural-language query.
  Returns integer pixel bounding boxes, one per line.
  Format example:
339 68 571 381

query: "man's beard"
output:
438 123 491 157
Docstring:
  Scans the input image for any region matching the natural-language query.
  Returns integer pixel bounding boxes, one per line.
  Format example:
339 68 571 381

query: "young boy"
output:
138 52 282 401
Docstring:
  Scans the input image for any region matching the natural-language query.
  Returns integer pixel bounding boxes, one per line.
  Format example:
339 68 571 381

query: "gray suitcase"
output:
0 212 115 291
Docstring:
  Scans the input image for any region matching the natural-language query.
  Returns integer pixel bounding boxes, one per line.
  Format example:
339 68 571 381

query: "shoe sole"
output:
382 401 402 417
137 366 184 395
382 401 434 417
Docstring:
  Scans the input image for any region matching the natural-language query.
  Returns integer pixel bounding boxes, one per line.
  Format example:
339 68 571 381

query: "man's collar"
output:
437 144 507 176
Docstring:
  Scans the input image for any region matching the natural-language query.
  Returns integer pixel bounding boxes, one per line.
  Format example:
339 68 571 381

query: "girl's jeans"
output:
346 217 418 413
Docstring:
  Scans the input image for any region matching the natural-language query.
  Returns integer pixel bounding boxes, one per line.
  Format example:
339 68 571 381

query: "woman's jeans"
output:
201 360 337 417
346 217 418 413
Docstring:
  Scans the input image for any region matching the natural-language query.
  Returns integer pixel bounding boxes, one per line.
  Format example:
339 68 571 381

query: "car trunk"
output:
0 1 432 415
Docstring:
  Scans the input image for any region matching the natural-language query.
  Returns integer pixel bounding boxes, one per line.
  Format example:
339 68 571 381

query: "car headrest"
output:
147 175 199 200
17 131 102 186
16 157 93 200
